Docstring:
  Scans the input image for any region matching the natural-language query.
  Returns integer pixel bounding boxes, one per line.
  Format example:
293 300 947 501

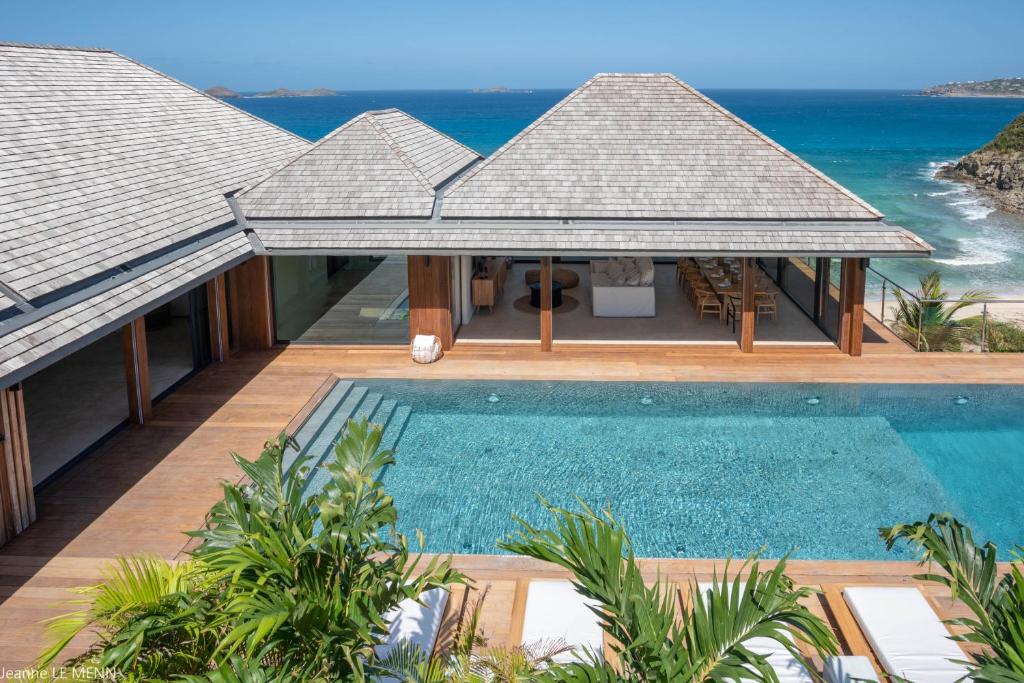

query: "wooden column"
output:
740 257 756 353
227 256 275 351
0 384 35 547
540 256 553 352
838 258 867 356
121 317 152 424
408 255 454 350
206 273 230 362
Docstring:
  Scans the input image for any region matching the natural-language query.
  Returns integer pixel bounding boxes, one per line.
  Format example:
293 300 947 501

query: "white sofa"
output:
590 257 656 317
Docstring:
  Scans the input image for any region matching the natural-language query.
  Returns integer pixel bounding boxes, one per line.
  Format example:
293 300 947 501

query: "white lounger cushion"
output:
521 580 604 664
376 587 449 661
698 582 813 683
844 586 969 683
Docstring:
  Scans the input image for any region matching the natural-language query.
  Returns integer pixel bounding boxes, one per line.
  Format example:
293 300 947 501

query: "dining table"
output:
695 259 770 321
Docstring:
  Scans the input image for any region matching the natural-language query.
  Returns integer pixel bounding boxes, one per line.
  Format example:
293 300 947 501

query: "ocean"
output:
232 90 1024 296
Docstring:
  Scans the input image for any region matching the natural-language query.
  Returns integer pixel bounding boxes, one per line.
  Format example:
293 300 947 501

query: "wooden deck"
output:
1 344 1022 672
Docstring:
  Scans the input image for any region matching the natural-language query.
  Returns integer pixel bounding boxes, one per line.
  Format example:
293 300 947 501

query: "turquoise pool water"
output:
294 380 1024 560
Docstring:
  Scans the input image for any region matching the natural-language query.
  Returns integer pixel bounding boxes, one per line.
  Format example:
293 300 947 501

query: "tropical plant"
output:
881 513 1024 683
38 555 215 679
39 421 464 680
498 499 838 682
960 315 1024 352
891 270 991 351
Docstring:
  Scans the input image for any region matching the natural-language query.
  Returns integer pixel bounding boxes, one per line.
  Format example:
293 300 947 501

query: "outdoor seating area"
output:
385 570 975 683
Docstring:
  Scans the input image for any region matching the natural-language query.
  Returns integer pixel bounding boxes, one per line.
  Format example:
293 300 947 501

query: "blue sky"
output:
4 0 1022 90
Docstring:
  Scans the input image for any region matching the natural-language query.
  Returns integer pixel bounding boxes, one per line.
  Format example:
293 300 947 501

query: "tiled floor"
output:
460 261 834 345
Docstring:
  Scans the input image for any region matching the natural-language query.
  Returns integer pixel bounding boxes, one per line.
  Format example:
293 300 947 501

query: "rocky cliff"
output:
937 113 1024 214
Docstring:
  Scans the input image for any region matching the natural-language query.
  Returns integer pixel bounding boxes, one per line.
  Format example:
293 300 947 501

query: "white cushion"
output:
521 580 604 664
606 260 624 281
844 587 969 683
697 582 812 683
639 259 656 286
824 656 880 683
411 334 442 364
376 587 448 661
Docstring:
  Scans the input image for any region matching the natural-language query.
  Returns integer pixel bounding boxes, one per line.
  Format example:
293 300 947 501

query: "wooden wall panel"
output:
121 317 152 424
540 256 553 352
408 255 454 350
227 256 275 351
206 273 230 362
0 384 35 547
838 258 867 357
740 257 756 353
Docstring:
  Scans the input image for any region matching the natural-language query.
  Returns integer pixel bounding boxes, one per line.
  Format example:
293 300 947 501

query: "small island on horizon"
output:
920 77 1024 98
204 85 341 99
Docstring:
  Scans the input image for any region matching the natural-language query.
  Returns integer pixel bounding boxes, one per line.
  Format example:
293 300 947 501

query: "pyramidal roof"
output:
442 73 883 221
237 109 481 219
0 41 308 303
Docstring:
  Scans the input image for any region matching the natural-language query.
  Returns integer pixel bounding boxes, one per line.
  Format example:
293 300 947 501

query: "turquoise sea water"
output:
296 380 1024 560
233 90 1024 296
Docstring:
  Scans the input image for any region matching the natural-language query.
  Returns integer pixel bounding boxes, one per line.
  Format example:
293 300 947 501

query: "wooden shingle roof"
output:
441 73 883 221
0 42 309 303
236 109 481 219
0 232 252 387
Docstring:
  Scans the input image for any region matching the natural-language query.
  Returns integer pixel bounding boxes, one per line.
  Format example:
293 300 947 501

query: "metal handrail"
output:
866 265 1023 352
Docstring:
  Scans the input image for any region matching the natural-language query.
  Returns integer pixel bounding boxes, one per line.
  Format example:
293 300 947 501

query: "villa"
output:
1 41 1022 675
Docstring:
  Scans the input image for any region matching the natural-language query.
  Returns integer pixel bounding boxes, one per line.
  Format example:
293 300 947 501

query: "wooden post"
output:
0 384 35 547
740 257 755 353
206 273 230 362
540 256 553 352
408 256 454 350
839 258 867 356
121 317 152 424
227 256 275 351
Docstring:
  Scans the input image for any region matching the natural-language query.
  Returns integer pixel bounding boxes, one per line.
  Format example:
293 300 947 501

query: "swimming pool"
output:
293 379 1024 561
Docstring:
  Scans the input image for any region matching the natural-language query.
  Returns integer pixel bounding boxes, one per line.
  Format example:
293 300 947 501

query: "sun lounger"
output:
375 587 449 661
697 582 814 683
843 586 969 683
520 580 604 664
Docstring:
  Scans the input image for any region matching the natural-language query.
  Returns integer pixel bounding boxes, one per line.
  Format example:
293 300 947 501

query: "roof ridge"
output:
110 50 311 149
662 73 884 218
365 111 436 195
235 114 367 198
444 75 601 195
0 40 113 52
373 108 483 177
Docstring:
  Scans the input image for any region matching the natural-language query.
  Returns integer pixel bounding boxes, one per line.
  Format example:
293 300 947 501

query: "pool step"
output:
298 383 413 497
285 379 353 471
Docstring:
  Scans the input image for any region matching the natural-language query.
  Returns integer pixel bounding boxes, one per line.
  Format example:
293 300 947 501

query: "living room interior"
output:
458 256 833 345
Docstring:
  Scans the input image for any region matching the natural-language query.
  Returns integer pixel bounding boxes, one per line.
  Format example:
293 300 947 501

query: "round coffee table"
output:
529 281 563 308
525 269 580 289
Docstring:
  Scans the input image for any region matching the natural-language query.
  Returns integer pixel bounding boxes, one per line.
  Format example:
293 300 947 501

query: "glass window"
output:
271 255 410 344
23 331 128 485
780 257 817 316
145 287 211 399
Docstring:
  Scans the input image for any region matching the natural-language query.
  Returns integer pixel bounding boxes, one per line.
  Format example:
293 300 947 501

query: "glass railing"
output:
866 267 1024 352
